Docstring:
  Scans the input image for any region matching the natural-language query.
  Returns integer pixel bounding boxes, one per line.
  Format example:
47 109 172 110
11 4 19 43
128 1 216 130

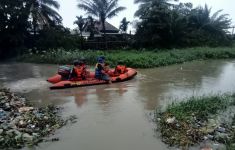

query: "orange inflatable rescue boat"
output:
47 67 137 89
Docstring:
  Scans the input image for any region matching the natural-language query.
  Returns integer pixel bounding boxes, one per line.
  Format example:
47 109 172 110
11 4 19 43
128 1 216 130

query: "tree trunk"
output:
101 19 107 50
33 20 37 37
80 31 83 49
32 16 37 52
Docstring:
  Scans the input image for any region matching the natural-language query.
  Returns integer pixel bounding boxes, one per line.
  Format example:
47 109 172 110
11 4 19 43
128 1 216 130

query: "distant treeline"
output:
0 0 80 59
0 0 234 59
134 1 234 48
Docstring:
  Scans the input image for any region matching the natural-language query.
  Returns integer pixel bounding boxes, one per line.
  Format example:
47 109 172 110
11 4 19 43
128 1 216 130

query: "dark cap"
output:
73 60 83 66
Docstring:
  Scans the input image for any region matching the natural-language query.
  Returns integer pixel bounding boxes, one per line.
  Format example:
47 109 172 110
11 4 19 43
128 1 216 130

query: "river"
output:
1 60 235 150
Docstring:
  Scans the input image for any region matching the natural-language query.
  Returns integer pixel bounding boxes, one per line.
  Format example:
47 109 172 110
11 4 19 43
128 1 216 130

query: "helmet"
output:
98 58 104 63
74 60 83 66
73 60 79 66
100 56 105 60
97 56 105 63
80 57 86 64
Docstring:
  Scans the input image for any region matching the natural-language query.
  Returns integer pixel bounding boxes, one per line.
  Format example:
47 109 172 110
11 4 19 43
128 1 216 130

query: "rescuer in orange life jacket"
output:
80 57 90 77
70 59 87 80
114 61 127 75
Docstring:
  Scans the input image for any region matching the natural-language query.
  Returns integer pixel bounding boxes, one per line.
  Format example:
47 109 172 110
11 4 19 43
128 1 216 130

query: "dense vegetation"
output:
78 0 126 49
0 0 81 59
134 0 233 48
0 0 234 59
20 47 235 68
156 94 235 148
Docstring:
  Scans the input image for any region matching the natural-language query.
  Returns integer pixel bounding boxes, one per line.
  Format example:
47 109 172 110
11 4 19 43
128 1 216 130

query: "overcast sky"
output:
57 0 235 32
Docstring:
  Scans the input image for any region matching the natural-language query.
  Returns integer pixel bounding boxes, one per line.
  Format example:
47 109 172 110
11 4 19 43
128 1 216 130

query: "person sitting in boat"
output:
95 56 112 83
114 61 127 76
70 60 87 80
104 62 115 77
104 62 111 73
79 57 90 77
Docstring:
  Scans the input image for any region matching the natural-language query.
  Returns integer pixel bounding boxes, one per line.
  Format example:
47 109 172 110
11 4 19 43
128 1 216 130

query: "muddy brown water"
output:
1 60 235 150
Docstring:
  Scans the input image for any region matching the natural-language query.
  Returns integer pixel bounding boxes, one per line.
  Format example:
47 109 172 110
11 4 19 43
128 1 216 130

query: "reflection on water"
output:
0 60 235 150
137 60 235 110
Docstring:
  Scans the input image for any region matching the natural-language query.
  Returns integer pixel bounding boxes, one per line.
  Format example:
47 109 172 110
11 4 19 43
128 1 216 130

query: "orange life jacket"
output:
115 65 126 74
74 66 86 79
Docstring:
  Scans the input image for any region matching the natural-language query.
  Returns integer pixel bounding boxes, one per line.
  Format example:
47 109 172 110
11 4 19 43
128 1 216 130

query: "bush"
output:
19 47 235 68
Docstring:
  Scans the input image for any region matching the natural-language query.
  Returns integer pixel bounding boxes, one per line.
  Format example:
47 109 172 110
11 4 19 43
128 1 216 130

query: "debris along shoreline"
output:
155 94 235 150
0 88 76 149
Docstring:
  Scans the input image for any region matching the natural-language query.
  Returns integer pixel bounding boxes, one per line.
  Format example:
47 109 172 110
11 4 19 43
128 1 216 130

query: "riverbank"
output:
19 47 235 68
156 94 235 149
0 88 76 149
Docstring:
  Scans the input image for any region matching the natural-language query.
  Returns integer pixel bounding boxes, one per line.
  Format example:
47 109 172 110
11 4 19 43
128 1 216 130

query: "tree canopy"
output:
0 0 234 58
29 0 62 35
134 0 233 48
119 17 130 33
0 0 76 58
78 0 126 49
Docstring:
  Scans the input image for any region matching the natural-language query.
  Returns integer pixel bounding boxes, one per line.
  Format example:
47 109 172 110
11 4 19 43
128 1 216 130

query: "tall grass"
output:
165 95 232 121
156 94 235 147
19 47 235 68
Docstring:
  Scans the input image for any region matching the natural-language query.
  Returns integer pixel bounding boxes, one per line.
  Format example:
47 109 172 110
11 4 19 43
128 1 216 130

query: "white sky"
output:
58 0 235 32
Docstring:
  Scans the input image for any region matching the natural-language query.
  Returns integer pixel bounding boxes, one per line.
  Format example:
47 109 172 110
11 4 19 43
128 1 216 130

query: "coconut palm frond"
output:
42 0 60 9
106 7 126 18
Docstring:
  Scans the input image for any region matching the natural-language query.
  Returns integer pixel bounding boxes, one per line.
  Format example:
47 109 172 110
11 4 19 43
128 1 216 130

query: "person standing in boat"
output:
95 56 112 83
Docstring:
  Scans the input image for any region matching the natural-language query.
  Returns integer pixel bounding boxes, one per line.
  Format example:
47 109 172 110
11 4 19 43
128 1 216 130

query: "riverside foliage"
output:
1 0 234 59
156 94 235 148
20 47 235 68
134 1 233 48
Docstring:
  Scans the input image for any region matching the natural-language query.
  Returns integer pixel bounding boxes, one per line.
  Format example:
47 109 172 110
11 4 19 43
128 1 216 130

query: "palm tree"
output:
210 10 231 36
189 4 231 36
78 0 126 49
119 17 130 33
86 16 97 39
134 0 176 18
29 0 62 36
74 15 86 48
74 15 85 38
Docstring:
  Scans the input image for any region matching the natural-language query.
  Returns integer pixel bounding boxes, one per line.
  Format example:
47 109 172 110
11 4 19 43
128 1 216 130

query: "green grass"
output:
19 47 235 68
165 95 232 121
156 94 235 147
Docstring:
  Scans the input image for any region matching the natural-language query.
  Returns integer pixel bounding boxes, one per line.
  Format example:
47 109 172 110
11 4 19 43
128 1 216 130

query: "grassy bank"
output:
156 94 235 149
19 47 235 68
